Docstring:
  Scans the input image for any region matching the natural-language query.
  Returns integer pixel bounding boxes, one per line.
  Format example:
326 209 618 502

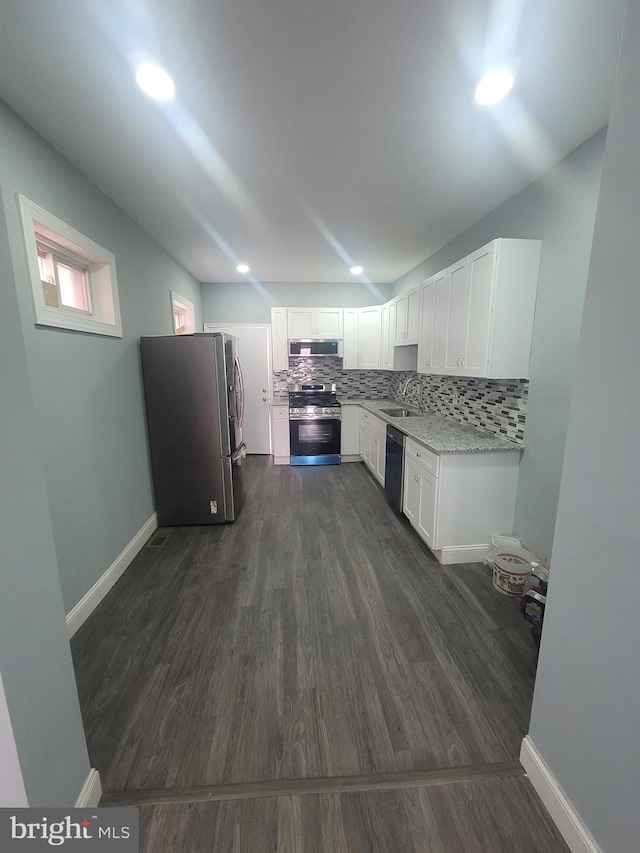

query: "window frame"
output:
18 194 122 337
171 291 195 335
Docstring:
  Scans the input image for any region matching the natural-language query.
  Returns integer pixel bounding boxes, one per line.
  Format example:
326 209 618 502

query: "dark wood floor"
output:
136 775 567 853
71 457 566 850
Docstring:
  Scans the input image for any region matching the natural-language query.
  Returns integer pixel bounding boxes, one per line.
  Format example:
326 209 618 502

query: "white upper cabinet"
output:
417 270 448 374
380 300 392 369
357 305 382 369
423 238 541 380
271 307 289 371
444 257 470 372
287 308 343 339
380 298 418 372
342 308 358 369
462 239 541 379
394 285 420 345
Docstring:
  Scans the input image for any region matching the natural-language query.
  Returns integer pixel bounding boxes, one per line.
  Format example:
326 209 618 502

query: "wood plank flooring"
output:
136 775 569 852
72 457 537 793
70 456 566 849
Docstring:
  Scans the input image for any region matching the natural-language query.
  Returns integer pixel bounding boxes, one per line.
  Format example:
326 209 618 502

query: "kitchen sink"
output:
379 407 420 418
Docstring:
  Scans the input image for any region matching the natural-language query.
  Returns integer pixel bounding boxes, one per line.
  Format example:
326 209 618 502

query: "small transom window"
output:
37 239 92 314
18 194 122 337
171 291 195 334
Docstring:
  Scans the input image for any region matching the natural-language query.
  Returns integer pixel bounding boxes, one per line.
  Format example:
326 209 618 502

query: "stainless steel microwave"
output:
288 339 343 358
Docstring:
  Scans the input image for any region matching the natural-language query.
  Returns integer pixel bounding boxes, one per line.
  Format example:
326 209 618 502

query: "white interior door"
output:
204 324 272 454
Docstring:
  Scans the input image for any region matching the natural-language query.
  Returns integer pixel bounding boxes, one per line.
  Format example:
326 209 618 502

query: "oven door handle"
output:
289 414 342 421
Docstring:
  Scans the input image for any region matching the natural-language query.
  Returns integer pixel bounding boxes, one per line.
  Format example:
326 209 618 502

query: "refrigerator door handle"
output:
234 355 245 428
231 443 247 463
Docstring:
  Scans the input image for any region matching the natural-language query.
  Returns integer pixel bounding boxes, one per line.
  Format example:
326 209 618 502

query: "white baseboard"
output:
435 544 491 564
74 768 102 808
520 736 602 853
66 513 158 638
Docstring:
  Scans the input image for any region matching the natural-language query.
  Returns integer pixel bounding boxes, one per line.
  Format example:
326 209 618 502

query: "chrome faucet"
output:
400 375 423 410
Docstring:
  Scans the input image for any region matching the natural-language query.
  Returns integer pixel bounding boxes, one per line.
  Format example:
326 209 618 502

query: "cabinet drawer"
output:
405 437 439 477
272 406 289 421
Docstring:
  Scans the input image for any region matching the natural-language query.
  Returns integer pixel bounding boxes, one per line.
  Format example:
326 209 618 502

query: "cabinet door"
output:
359 411 369 463
272 412 290 458
342 309 358 369
394 293 408 344
287 309 313 338
416 468 438 548
357 306 382 369
417 278 436 373
405 285 421 343
340 406 360 456
380 302 391 369
316 308 343 338
374 420 386 484
444 257 469 372
368 426 379 478
403 455 420 523
460 243 495 377
431 269 449 373
271 308 289 370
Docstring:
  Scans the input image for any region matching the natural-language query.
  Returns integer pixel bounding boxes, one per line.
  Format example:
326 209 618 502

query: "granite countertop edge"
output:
338 398 523 455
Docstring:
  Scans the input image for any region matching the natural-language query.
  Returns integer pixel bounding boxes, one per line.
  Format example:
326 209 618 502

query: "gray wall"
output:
393 131 606 559
0 99 202 613
528 5 640 851
200 281 393 324
0 197 91 805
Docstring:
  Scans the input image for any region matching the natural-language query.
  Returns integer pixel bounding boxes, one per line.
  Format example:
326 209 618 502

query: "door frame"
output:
203 323 273 454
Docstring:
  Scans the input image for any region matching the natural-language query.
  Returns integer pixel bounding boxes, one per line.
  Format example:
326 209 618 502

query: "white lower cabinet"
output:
359 409 386 485
403 453 438 549
271 405 290 465
402 437 521 564
340 405 360 460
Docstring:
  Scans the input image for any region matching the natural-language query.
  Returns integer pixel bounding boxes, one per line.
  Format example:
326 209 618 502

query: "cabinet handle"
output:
374 437 378 444
460 357 465 366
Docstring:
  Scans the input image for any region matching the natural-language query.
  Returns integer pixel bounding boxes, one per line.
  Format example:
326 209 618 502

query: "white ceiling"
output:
0 0 627 284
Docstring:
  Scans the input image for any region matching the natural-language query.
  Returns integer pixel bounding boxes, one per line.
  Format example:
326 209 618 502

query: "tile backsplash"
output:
389 373 528 445
273 359 528 445
273 358 389 398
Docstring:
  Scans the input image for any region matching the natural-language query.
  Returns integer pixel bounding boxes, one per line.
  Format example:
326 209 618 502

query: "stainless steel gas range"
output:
288 383 341 465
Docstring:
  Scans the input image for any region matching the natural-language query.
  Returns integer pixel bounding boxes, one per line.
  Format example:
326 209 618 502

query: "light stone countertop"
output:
339 398 522 454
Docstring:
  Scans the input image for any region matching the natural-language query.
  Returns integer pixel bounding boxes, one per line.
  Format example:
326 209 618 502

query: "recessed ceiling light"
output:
350 265 363 275
135 64 175 101
474 69 514 105
236 263 250 273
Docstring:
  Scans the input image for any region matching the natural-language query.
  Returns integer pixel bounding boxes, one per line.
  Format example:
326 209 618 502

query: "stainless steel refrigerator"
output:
140 333 246 525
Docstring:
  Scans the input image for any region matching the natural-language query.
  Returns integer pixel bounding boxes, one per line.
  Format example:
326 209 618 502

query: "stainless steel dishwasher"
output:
385 425 405 512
